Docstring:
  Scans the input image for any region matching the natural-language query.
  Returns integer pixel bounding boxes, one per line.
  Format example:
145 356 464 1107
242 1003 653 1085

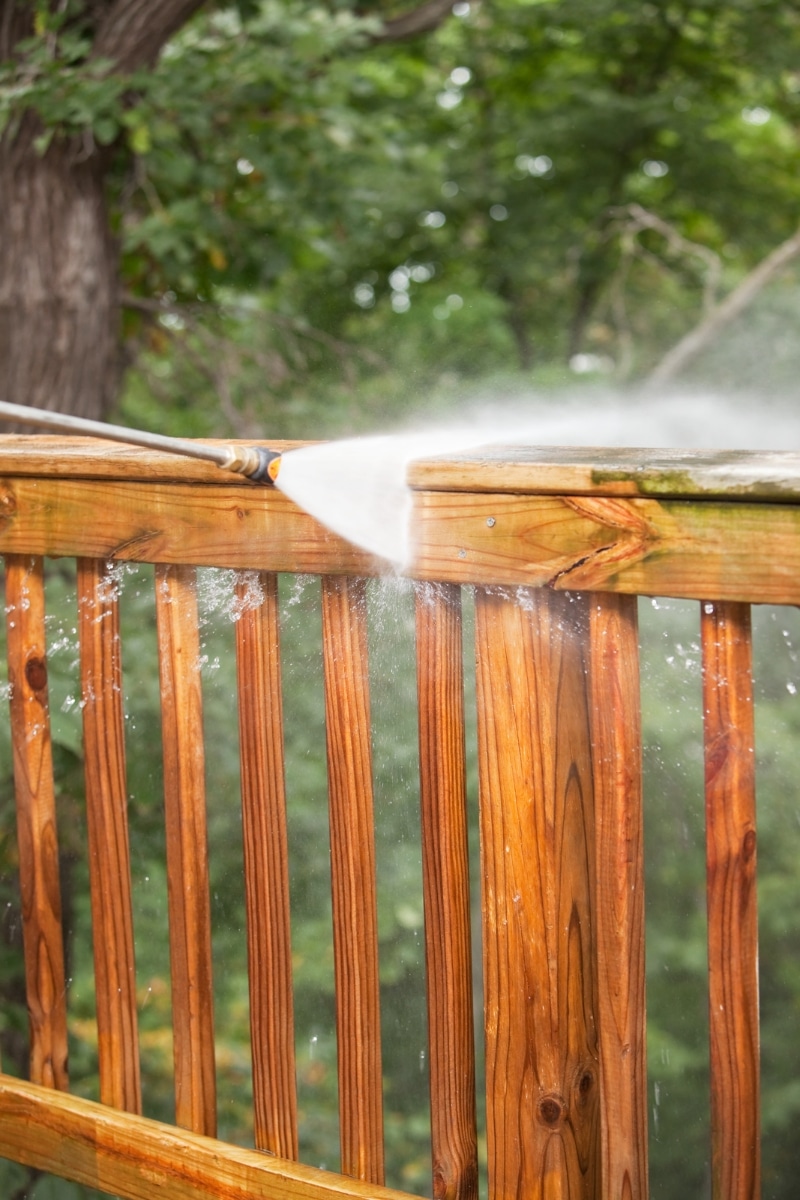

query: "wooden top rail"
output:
1 437 800 602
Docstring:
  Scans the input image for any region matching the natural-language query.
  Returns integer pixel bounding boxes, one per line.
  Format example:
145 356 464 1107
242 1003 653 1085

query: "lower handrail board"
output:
0 1075 414 1200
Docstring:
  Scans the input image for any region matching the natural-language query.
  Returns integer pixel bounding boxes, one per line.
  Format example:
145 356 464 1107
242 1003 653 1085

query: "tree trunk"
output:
0 123 121 422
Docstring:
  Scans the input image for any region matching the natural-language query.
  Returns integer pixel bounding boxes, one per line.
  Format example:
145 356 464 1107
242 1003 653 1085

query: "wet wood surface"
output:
234 571 298 1159
77 557 142 1113
0 475 376 575
1 472 800 602
321 575 384 1183
415 583 478 1200
411 491 800 602
588 594 648 1200
474 586 600 1200
155 563 217 1137
3 554 69 1090
701 601 760 1200
0 1073 416 1200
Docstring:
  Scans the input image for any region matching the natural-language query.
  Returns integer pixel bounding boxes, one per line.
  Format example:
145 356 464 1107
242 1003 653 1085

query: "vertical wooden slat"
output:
474 586 600 1200
77 557 142 1113
3 554 69 1090
588 594 648 1200
234 571 298 1159
414 582 478 1200
155 563 216 1137
320 575 384 1185
701 600 759 1200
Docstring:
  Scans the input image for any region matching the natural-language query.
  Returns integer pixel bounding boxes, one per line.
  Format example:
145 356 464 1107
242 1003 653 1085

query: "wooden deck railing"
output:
1 435 798 1200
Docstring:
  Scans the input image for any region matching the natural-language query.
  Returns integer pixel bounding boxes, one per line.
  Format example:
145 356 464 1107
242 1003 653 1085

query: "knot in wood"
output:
25 656 48 693
537 1094 566 1129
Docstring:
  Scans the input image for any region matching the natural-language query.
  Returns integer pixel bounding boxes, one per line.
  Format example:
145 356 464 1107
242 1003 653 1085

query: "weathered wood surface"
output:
1 472 800 601
234 571 298 1159
588 595 648 1200
409 445 800 501
3 437 800 501
0 1074 416 1200
320 576 384 1183
155 564 217 1136
701 602 760 1200
415 583 478 1200
474 586 600 1200
3 554 69 1090
77 557 142 1113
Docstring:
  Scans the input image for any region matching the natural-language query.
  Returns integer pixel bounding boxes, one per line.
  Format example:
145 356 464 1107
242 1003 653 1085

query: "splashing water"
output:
274 390 800 565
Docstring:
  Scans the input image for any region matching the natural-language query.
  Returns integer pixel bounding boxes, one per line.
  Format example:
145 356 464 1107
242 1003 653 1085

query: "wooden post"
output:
588 594 647 1200
321 575 384 1184
234 571 298 1159
415 582 478 1200
3 554 69 1091
701 601 759 1200
474 587 600 1200
155 563 217 1137
77 557 142 1113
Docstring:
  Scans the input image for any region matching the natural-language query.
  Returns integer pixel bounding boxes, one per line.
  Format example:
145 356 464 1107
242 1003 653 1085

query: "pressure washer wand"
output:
0 400 282 484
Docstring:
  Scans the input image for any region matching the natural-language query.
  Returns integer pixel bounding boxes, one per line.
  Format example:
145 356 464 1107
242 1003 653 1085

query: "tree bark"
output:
0 123 121 422
0 0 207 422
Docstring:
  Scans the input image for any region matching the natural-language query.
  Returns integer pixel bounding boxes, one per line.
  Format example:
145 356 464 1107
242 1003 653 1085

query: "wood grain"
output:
2 471 800 602
3 554 69 1090
700 601 759 1200
410 491 800 603
155 563 217 1136
320 576 384 1184
414 583 478 1200
0 1073 415 1200
587 594 648 1200
0 476 376 574
77 557 142 1113
474 586 600 1200
234 571 298 1158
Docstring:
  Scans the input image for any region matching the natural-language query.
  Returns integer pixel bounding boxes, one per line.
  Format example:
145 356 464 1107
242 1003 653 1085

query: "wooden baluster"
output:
234 571 298 1159
320 575 384 1184
474 586 600 1200
415 582 478 1200
3 554 69 1090
155 563 216 1136
700 601 759 1200
588 594 648 1200
77 558 142 1113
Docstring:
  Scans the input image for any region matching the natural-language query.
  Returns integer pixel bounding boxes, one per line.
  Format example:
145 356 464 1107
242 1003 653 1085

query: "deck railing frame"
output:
1 435 796 1200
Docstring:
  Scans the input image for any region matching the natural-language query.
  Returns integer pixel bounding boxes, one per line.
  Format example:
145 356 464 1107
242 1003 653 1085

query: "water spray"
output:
0 400 282 484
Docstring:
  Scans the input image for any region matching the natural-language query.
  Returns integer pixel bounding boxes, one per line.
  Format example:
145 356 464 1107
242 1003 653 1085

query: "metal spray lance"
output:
0 400 282 484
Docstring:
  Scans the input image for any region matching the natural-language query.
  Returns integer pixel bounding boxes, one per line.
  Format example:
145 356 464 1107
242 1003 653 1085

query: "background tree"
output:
6 0 800 431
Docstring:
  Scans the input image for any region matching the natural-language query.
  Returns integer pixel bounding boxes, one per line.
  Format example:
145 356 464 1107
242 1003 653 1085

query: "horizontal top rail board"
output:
1 438 800 602
409 445 800 501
